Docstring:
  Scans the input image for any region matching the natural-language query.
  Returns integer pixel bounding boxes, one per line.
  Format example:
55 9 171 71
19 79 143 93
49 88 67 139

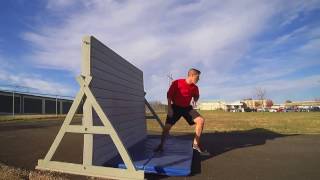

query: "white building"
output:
226 101 245 112
198 101 227 111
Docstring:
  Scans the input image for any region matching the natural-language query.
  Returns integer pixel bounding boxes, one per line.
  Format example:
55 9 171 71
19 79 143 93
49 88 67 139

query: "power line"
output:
0 83 74 100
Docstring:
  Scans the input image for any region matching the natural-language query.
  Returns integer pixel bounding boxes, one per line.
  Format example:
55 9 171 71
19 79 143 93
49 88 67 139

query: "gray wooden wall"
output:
87 37 146 166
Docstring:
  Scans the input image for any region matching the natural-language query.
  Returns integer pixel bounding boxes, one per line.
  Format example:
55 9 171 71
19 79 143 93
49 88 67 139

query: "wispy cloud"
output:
22 1 280 69
18 0 320 102
298 38 320 53
0 70 75 96
0 57 75 96
201 74 320 102
279 0 320 26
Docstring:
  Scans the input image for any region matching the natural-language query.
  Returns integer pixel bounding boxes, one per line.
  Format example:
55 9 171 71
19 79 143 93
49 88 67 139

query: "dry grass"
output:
0 163 113 180
147 111 320 134
0 114 83 123
0 163 72 180
0 163 28 180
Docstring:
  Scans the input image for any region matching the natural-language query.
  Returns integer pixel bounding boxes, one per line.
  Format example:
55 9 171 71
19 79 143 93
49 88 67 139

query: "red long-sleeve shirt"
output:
167 79 199 107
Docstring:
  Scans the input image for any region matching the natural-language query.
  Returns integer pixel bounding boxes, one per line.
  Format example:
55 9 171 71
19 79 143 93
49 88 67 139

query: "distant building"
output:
285 101 320 107
269 104 285 112
243 99 268 109
226 101 245 112
285 101 320 112
0 90 81 115
271 104 285 109
198 100 246 112
198 101 227 111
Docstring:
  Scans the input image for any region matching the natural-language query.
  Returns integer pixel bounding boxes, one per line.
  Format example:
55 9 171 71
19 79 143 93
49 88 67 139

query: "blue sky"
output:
0 0 319 104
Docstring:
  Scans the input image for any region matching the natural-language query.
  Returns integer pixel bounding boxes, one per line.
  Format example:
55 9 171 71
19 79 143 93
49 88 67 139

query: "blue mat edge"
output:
118 164 191 176
117 136 193 176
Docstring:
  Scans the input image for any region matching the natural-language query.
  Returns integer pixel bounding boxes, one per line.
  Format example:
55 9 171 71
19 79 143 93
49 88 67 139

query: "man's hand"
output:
167 98 173 117
192 100 196 107
167 106 173 117
192 96 199 108
192 100 197 108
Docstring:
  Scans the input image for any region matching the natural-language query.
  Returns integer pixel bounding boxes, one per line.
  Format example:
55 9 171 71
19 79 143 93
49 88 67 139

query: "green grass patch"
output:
147 111 320 134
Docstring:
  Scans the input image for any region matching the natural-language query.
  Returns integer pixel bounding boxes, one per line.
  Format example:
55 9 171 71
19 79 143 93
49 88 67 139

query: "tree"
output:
255 87 267 108
285 100 292 103
266 99 273 108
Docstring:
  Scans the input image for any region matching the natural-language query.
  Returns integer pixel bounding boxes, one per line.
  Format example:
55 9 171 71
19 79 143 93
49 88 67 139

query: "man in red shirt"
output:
155 68 207 154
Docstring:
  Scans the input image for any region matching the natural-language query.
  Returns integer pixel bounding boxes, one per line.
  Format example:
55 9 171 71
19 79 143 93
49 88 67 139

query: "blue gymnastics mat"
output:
115 136 193 176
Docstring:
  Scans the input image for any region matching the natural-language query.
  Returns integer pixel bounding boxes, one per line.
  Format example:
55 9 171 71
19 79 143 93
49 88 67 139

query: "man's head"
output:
187 68 201 84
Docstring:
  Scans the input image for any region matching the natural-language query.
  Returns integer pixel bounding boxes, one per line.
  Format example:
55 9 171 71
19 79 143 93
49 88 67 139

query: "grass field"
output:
147 111 320 134
0 111 319 179
0 114 82 123
1 111 319 134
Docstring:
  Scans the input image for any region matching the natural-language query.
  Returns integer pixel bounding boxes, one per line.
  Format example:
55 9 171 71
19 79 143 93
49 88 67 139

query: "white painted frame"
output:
36 36 164 180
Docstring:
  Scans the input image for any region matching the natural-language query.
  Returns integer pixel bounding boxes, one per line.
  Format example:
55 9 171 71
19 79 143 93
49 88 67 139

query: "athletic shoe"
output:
154 144 164 152
193 144 210 155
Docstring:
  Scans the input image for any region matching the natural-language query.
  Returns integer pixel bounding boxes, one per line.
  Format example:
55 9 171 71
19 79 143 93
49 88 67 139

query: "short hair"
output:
188 68 201 76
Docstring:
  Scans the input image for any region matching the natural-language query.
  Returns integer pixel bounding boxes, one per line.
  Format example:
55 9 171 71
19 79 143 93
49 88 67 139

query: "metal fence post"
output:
12 89 15 117
56 95 58 117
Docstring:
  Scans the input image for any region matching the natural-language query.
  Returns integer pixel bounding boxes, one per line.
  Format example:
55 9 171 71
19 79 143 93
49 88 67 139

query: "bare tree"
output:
255 87 267 109
266 99 274 108
167 73 173 88
285 100 292 103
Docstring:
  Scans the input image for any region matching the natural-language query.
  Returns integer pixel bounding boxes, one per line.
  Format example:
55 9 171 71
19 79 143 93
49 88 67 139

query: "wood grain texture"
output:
88 36 146 166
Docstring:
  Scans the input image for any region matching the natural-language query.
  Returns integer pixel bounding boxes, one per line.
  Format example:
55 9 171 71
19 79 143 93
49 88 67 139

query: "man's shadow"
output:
146 128 296 179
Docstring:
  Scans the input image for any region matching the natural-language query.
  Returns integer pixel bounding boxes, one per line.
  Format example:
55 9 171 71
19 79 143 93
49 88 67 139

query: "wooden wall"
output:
85 36 146 165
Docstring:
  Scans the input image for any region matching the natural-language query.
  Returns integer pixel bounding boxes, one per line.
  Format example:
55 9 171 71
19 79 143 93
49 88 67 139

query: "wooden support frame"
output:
36 75 144 180
144 96 165 130
36 35 164 180
36 36 145 180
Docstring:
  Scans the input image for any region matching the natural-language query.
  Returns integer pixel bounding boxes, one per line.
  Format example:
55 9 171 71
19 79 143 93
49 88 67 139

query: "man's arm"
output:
167 80 177 117
193 95 199 102
167 98 173 108
167 98 173 117
192 87 200 107
192 96 199 107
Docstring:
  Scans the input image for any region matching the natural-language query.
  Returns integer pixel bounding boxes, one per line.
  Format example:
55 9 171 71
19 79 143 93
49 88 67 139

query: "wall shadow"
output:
146 128 298 179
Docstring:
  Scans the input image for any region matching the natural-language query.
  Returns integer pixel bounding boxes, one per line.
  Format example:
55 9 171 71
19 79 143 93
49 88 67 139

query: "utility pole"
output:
167 73 173 87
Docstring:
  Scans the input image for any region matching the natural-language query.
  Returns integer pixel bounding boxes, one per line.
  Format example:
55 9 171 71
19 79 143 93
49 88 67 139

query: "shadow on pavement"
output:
146 128 297 179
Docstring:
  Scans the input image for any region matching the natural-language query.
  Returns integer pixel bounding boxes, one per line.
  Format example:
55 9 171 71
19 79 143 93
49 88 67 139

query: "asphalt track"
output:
0 120 319 180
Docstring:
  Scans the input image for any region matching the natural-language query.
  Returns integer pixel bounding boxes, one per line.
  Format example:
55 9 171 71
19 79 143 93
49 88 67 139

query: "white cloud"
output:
0 60 75 99
0 77 73 96
273 26 308 45
0 64 74 97
200 74 320 103
20 0 320 102
46 0 85 10
279 0 320 26
23 0 277 71
298 38 320 52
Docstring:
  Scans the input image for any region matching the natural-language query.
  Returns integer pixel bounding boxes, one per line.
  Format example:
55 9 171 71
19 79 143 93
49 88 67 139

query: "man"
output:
155 68 207 154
